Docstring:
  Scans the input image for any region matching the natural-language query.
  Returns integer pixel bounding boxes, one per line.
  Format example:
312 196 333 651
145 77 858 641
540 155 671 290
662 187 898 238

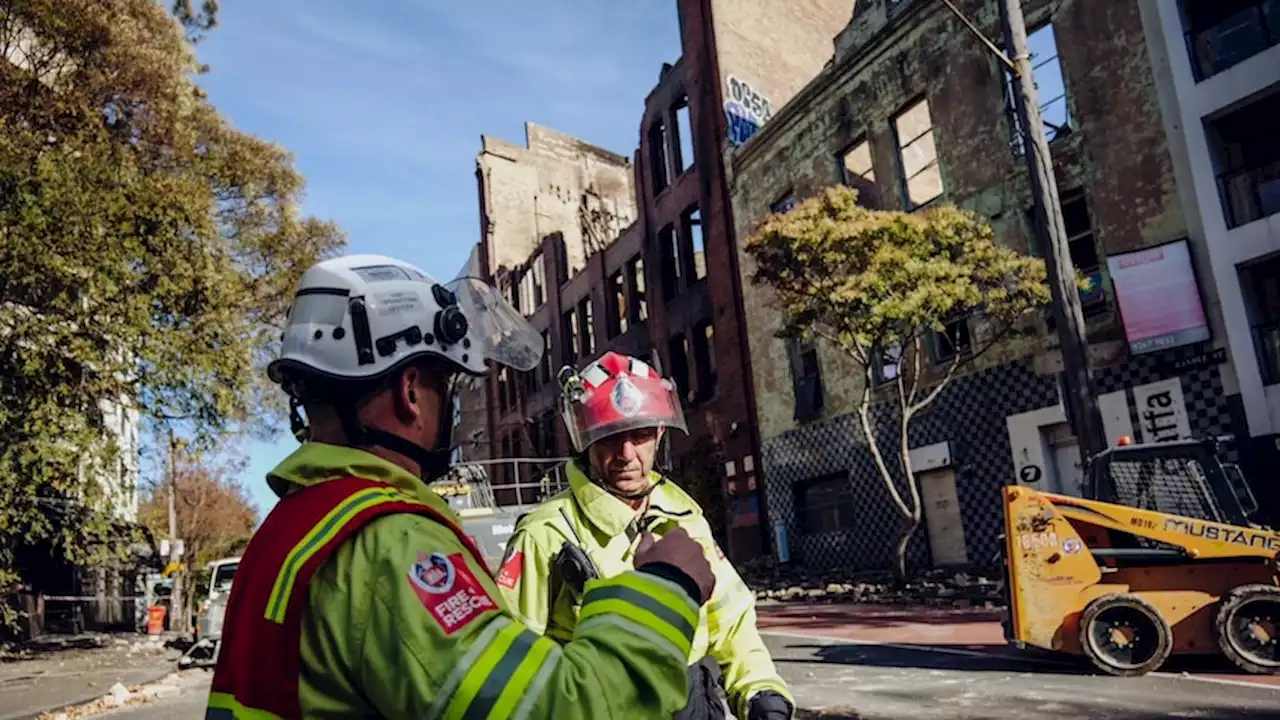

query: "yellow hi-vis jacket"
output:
213 442 700 719
495 461 792 719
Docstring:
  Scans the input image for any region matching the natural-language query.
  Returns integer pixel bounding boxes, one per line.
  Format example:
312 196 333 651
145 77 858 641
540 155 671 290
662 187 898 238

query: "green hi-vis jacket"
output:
215 443 701 719
494 461 792 719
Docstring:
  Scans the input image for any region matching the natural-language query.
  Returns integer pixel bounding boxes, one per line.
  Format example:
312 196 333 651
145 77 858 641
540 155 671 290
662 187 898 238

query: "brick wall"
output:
468 123 639 500
729 0 1189 441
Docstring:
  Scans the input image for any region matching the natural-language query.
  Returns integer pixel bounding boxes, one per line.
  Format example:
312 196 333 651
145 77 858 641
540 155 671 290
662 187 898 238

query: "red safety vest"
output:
206 477 489 719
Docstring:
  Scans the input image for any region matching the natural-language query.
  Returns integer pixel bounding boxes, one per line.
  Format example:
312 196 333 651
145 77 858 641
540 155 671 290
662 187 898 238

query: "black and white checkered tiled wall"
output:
760 343 1239 573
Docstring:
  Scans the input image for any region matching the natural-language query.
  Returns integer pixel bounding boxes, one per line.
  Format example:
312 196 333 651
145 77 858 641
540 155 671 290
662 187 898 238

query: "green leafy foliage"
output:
746 185 1049 362
745 185 1049 579
0 0 343 618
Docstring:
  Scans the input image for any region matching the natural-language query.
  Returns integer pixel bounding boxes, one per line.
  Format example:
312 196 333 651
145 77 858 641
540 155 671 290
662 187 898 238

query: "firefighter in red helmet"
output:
495 351 795 720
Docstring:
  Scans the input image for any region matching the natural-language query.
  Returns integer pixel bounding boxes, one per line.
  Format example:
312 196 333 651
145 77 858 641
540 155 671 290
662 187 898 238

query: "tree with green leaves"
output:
0 0 343 622
137 446 257 624
745 185 1049 580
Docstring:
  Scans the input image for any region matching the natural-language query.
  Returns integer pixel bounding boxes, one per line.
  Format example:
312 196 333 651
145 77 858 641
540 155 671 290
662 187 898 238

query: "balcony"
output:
1220 159 1280 229
1253 322 1280 385
1208 86 1280 228
1183 0 1280 81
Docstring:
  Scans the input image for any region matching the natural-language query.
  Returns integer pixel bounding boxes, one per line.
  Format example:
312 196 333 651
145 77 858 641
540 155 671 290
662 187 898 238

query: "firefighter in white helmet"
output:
206 255 716 719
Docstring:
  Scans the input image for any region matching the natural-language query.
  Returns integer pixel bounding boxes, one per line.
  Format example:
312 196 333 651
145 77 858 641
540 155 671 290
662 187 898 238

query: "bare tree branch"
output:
856 362 911 519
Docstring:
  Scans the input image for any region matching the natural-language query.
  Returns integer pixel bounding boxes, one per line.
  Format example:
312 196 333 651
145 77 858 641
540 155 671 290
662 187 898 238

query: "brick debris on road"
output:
0 634 181 720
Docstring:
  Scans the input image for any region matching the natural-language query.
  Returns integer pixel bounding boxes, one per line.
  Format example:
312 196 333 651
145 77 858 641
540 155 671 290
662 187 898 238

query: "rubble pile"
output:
38 674 184 720
739 561 1005 608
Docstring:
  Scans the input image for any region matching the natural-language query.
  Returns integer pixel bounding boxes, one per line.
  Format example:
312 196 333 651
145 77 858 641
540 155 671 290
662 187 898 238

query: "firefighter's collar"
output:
267 442 458 519
567 461 698 538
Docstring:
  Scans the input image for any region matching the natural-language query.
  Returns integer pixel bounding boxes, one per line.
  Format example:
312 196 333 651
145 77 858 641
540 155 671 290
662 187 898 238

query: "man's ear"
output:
394 365 422 423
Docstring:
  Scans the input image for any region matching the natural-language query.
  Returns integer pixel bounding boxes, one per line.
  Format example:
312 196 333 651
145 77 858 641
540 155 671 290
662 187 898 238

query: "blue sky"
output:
193 1 682 514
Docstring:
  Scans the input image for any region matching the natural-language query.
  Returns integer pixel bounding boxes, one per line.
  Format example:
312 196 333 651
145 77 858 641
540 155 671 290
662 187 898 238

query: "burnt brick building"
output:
459 1 851 561
728 0 1252 573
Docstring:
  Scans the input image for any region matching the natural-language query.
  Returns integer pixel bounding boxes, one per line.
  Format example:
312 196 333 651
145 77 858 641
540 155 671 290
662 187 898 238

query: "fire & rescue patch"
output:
407 552 496 634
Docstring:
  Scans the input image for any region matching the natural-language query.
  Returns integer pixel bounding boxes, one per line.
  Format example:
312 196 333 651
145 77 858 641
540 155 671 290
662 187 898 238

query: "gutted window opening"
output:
497 368 510 413
648 119 670 195
1060 189 1108 312
931 319 972 363
500 434 513 485
669 333 692 404
562 309 579 362
893 98 944 209
1027 189 1108 314
660 224 681 300
873 342 902 385
1003 22 1072 152
553 234 569 285
840 138 879 209
578 297 595 358
608 269 628 338
674 98 695 175
792 333 824 422
693 319 716 401
534 411 558 457
530 252 546 308
540 330 552 385
630 256 648 323
684 207 706 280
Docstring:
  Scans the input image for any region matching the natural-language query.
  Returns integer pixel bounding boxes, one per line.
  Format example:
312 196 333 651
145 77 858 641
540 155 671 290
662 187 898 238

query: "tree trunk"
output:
893 518 919 584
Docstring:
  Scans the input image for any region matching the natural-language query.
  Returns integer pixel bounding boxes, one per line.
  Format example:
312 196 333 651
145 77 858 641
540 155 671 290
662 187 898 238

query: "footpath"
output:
0 635 180 720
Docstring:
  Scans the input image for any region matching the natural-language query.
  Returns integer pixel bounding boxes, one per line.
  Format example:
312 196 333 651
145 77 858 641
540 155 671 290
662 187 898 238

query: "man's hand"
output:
748 690 794 720
634 528 716 605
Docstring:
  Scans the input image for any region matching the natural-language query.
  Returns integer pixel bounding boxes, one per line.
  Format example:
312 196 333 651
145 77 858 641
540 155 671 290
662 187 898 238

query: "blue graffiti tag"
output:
725 100 760 147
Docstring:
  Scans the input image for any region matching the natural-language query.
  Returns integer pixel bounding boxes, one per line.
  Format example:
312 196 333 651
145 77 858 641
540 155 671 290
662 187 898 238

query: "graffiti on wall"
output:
724 75 773 147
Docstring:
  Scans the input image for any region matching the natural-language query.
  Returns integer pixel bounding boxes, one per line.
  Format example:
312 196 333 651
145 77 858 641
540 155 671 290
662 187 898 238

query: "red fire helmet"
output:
559 351 688 453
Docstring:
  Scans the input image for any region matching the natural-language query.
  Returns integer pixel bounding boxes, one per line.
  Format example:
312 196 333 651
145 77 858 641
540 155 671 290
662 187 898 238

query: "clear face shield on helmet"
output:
445 276 543 374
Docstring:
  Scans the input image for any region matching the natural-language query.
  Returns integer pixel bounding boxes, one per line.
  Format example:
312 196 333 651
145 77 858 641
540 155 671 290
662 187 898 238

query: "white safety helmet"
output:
268 254 541 477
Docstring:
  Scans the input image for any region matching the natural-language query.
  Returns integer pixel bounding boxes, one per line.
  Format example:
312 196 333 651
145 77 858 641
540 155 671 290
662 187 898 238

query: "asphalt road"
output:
80 635 1280 719
767 632 1280 720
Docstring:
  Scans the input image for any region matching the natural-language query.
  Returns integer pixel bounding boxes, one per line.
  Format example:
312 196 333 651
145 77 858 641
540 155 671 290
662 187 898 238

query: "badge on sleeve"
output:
408 552 496 634
496 550 524 590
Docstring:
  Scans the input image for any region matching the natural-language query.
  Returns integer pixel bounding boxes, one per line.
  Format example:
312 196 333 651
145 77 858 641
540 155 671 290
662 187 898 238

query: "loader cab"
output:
1084 436 1265 529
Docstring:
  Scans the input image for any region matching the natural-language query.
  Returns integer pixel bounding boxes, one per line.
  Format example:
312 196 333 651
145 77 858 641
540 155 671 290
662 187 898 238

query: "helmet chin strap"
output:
602 474 667 501
323 383 457 483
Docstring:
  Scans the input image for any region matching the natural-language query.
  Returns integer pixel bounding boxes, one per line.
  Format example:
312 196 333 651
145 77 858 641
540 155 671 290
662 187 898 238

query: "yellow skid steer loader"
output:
1000 436 1280 676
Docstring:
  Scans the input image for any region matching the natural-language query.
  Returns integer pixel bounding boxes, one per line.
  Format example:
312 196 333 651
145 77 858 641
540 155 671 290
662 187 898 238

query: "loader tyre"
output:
1214 584 1280 675
1079 593 1173 676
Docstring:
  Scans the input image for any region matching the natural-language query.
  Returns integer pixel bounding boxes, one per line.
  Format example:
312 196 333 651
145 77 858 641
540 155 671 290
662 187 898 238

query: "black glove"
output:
748 691 793 720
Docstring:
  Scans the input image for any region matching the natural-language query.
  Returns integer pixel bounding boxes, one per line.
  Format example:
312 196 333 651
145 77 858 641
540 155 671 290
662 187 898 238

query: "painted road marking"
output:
1150 672 1280 692
761 630 1078 668
761 630 1280 691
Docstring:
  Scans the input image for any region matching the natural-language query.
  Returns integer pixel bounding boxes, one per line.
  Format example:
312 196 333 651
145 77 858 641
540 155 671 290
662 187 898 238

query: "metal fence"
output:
432 457 575 511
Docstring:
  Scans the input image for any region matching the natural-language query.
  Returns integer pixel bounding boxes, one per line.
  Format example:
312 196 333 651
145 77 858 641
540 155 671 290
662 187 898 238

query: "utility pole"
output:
938 0 1107 462
166 428 185 634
